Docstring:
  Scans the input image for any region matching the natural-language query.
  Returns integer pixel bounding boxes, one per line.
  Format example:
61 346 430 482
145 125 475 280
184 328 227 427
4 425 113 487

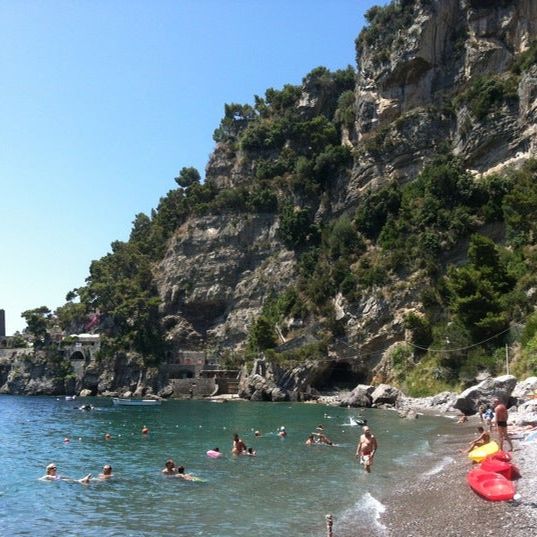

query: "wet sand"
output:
381 421 537 537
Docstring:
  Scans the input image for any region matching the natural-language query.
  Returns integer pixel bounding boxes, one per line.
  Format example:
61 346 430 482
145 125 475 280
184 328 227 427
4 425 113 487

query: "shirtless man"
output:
232 433 247 455
162 459 177 475
465 426 490 453
356 426 378 473
494 399 513 451
98 464 113 479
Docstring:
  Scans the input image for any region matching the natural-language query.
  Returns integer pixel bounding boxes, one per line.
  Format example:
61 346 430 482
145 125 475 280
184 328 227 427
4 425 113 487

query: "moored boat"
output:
112 398 161 406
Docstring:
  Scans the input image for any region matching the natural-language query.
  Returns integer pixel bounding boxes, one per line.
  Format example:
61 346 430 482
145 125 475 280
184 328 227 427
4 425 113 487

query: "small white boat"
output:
112 398 161 406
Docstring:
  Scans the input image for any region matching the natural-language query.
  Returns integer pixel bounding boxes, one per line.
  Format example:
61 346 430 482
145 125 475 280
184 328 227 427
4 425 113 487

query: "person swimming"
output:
40 463 91 483
162 459 177 475
176 466 194 480
98 464 113 479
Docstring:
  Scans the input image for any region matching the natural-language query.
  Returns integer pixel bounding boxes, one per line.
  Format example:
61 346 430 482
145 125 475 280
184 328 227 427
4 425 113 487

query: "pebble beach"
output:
381 419 537 537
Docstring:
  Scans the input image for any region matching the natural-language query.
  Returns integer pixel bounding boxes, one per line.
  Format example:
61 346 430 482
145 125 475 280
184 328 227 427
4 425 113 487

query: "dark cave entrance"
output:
312 361 368 391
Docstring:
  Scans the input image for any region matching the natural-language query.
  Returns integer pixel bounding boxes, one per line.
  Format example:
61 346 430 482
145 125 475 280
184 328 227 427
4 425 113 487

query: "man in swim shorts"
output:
356 426 378 473
494 399 513 451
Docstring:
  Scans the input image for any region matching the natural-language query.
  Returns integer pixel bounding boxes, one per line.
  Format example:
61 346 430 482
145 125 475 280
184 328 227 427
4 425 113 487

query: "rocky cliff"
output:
154 0 537 395
4 0 537 398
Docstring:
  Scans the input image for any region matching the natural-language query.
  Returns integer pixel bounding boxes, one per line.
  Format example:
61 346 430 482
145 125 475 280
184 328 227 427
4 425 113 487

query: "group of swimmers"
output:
42 420 377 486
161 459 195 480
40 463 112 483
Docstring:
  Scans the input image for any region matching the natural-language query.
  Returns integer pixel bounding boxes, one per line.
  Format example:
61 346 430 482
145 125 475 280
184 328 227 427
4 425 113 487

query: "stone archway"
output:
69 350 86 361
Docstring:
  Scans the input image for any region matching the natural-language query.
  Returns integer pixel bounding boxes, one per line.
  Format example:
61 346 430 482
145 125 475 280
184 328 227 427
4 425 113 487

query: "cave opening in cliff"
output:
312 361 367 391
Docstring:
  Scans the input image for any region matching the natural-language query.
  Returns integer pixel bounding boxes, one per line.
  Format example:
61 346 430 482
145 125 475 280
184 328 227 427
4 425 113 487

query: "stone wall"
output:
172 377 216 397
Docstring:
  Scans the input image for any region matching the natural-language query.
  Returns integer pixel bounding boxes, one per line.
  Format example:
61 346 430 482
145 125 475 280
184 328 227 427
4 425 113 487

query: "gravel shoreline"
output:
380 419 537 537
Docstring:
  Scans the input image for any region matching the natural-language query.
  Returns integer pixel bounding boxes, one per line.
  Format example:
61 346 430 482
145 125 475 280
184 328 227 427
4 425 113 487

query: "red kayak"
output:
467 468 516 501
490 451 512 462
480 458 519 480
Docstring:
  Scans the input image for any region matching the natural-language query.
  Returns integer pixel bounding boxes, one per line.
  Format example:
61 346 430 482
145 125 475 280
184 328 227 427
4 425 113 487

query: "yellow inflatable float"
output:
468 441 499 462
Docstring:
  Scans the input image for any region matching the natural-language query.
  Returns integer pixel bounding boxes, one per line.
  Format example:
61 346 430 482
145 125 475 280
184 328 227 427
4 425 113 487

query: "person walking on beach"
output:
494 399 513 451
356 426 378 473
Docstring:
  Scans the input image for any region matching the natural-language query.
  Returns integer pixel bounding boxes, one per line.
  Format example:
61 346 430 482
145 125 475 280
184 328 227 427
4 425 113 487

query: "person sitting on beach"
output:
99 464 113 479
175 466 194 481
232 433 247 455
356 426 378 473
457 413 468 423
162 459 177 475
40 463 91 483
494 399 513 452
465 426 490 453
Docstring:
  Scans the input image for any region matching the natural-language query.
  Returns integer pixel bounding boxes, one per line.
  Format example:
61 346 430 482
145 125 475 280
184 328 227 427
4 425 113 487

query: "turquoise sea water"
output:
0 396 460 536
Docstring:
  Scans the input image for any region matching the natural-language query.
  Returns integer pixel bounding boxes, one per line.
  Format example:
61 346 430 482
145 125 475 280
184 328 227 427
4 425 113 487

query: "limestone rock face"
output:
339 384 374 408
155 215 296 350
453 374 518 414
238 359 331 402
371 383 402 405
350 0 537 198
512 376 537 400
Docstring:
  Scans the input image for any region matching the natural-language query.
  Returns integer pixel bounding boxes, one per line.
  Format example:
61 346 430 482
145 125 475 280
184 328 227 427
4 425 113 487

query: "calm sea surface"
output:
0 396 460 536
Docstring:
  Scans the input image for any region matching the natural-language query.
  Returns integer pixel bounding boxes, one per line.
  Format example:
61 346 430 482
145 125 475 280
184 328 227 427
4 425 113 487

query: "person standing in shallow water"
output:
494 399 513 452
356 426 378 473
232 433 246 455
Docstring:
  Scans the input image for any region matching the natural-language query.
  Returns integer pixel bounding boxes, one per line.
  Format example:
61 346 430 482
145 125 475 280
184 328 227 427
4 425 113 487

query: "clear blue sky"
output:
0 0 381 335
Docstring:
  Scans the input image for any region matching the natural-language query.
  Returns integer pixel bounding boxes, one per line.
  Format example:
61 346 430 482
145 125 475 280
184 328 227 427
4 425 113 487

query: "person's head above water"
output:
177 466 185 474
46 463 57 474
102 464 113 475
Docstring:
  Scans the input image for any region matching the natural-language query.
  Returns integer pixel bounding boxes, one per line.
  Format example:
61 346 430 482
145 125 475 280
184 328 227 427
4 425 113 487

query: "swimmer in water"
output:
142 426 149 435
176 466 194 481
40 463 91 483
162 459 177 475
278 426 287 438
104 433 112 440
99 464 113 479
246 448 256 456
305 434 316 445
